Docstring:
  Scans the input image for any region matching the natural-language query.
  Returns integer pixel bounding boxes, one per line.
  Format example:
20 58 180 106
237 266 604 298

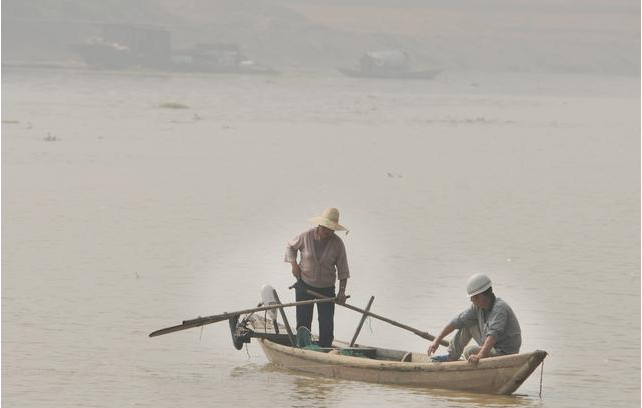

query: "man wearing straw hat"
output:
285 208 350 347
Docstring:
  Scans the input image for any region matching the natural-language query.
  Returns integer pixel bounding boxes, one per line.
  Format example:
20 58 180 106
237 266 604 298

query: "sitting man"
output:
428 273 522 364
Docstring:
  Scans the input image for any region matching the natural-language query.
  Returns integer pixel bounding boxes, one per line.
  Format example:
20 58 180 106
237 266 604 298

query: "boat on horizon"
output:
70 23 277 75
338 49 441 80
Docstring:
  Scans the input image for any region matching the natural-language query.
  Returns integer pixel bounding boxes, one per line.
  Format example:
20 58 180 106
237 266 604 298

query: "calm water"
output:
2 67 640 407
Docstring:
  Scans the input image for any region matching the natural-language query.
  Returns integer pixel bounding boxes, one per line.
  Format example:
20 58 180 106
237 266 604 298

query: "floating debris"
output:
158 102 190 109
43 132 60 142
1 119 20 124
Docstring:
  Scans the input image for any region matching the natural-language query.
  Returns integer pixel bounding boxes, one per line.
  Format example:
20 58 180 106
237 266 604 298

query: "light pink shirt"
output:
285 228 350 288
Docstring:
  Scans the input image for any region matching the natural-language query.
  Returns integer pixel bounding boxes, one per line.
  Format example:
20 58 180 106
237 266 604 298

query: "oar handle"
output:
305 289 449 347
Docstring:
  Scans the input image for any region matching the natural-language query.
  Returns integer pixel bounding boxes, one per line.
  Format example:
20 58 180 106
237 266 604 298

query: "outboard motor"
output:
228 284 281 350
228 315 252 350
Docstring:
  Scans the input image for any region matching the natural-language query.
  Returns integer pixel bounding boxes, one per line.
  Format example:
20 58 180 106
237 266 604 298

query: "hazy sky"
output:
2 0 640 74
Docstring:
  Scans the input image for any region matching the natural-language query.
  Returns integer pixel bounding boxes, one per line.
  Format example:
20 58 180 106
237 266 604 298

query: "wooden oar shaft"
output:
350 295 375 347
272 289 295 347
306 290 449 347
149 297 338 338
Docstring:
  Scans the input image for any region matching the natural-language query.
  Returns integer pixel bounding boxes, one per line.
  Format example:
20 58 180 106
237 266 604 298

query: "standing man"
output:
428 273 522 364
285 208 350 347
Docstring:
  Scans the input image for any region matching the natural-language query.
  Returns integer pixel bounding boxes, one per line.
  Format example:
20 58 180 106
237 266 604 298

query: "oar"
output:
306 289 449 347
149 297 340 338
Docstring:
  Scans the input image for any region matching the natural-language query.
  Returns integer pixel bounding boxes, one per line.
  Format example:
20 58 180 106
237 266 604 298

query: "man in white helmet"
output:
428 273 521 364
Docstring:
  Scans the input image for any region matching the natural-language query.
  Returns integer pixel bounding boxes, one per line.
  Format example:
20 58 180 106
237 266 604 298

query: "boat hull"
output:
257 339 546 395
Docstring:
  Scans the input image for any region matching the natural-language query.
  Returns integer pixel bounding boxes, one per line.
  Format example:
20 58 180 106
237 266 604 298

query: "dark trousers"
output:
295 280 335 347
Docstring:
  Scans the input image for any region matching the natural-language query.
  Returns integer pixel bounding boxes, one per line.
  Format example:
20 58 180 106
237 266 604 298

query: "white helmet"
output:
466 273 492 296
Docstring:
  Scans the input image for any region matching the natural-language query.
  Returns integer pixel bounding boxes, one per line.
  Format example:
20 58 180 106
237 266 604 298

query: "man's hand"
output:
336 290 347 304
427 323 455 356
468 335 494 364
427 340 440 355
467 353 482 365
291 263 301 279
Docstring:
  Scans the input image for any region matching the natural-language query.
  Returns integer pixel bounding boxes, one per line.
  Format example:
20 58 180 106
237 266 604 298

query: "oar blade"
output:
149 315 234 337
149 297 338 338
149 323 192 338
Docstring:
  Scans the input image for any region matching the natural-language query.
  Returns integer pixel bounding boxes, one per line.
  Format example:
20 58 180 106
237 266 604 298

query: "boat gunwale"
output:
259 338 544 374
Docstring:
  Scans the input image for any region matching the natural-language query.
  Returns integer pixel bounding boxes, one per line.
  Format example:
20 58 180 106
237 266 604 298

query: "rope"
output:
539 359 544 398
263 311 268 334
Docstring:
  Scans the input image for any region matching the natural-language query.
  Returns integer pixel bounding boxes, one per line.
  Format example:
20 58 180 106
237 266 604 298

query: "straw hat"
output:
309 208 348 232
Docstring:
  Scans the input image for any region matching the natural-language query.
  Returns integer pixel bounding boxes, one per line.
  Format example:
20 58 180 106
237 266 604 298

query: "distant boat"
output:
338 49 440 80
70 39 140 70
70 23 277 75
170 43 278 75
70 23 171 70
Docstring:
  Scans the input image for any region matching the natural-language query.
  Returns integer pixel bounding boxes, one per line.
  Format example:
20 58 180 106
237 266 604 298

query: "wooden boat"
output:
150 287 547 396
244 315 546 396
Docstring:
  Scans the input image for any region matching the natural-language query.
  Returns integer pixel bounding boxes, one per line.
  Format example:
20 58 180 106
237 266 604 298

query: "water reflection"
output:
290 375 339 408
229 363 265 378
398 385 545 407
244 361 545 408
